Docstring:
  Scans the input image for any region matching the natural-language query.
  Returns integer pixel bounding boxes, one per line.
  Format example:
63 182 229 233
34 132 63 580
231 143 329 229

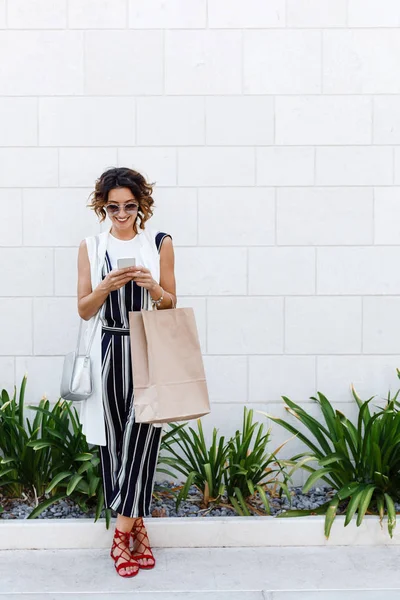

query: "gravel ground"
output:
0 482 338 520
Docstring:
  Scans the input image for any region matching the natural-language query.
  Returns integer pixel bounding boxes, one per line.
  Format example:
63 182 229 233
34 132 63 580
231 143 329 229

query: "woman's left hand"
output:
131 266 157 291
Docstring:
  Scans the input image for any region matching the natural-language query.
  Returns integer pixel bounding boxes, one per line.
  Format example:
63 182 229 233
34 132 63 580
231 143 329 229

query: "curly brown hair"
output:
88 167 154 232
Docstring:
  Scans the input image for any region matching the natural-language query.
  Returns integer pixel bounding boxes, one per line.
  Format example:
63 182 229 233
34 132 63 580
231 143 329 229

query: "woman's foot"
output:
130 517 156 569
111 527 140 578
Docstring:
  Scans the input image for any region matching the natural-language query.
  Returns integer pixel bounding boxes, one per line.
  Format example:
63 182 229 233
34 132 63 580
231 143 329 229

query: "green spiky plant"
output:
158 420 228 510
0 376 53 499
158 408 289 515
224 407 290 516
27 400 110 526
262 381 400 538
0 376 110 526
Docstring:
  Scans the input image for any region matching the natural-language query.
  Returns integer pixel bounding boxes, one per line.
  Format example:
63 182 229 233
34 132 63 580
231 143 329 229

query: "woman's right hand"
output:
100 267 136 293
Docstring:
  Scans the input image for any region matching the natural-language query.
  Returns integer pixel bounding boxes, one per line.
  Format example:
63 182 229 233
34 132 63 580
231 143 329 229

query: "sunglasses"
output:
105 202 139 216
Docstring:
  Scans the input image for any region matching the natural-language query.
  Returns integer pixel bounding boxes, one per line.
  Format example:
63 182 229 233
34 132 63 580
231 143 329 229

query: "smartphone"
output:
117 257 136 269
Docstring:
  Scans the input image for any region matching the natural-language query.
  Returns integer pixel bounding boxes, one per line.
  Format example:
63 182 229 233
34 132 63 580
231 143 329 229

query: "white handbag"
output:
60 313 101 402
60 235 101 402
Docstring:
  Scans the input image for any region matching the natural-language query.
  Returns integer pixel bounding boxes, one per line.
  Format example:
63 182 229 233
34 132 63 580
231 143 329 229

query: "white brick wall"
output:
1 0 400 461
286 0 347 28
348 0 400 27
165 30 242 94
0 1 6 27
129 0 206 29
244 30 321 94
7 0 67 28
323 30 400 94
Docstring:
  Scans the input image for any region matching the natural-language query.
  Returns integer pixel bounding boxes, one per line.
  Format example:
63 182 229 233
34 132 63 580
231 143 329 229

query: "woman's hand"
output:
100 267 136 293
131 266 158 291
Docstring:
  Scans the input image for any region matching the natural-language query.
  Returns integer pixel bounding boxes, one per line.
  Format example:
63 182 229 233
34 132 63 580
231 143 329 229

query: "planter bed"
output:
1 482 400 549
0 482 335 520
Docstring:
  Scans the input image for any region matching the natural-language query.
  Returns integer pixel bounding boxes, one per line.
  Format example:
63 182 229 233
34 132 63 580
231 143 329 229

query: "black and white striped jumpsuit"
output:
99 232 170 518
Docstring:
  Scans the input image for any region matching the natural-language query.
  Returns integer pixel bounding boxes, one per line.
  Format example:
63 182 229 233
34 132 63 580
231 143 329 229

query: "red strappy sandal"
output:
130 517 156 570
110 527 140 578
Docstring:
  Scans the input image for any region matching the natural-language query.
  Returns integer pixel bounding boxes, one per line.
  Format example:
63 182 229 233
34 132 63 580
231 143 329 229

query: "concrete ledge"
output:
0 515 399 550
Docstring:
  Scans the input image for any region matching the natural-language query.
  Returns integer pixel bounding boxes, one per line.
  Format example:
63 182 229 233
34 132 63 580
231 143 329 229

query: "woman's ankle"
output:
115 513 136 533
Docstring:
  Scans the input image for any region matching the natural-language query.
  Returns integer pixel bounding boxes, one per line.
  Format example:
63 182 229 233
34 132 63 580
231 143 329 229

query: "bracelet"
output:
151 287 164 309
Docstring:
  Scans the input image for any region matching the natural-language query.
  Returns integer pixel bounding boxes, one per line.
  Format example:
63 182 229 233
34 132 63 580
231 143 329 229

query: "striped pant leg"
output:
99 330 126 509
100 330 162 518
111 413 163 518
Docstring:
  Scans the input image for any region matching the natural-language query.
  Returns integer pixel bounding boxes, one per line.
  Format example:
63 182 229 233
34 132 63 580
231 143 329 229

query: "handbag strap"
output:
75 312 101 358
75 234 102 358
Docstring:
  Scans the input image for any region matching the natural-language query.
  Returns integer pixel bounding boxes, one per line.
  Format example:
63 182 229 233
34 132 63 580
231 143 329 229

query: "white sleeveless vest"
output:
79 226 161 446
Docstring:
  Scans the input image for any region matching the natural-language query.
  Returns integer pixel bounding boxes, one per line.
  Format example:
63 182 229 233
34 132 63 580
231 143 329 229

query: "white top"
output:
79 227 161 446
107 233 141 269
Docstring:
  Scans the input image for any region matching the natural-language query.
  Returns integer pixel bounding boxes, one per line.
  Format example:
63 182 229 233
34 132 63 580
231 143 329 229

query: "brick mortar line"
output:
15 353 400 358
361 296 364 353
3 185 399 189
320 29 324 94
4 93 400 98
162 28 166 95
372 187 376 244
240 28 244 94
2 26 400 31
371 95 375 144
282 296 286 353
5 293 400 299
4 245 400 249
2 185 399 190
2 145 400 150
16 353 400 358
4 288 400 297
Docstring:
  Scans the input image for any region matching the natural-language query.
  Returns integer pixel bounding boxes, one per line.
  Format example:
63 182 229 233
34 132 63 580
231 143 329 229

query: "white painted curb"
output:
0 516 398 550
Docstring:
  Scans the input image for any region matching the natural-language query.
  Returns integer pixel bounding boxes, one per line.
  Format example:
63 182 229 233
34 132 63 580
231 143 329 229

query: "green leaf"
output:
255 485 270 514
28 493 67 519
18 374 27 428
105 508 112 529
66 474 84 496
276 501 331 518
356 484 375 527
45 471 72 494
324 495 340 539
344 488 364 527
303 468 335 494
247 480 255 497
317 393 339 442
229 495 244 516
77 461 93 475
76 480 89 495
204 463 215 500
376 493 385 523
385 493 396 538
95 487 105 522
337 482 360 501
27 441 53 450
233 487 251 516
74 453 93 462
176 471 197 511
318 454 347 467
88 475 101 497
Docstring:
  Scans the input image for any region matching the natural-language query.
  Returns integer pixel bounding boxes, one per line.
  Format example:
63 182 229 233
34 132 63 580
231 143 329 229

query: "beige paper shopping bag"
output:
129 307 210 423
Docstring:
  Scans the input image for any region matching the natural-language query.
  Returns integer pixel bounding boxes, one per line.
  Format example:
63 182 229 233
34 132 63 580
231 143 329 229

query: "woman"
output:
77 167 176 578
